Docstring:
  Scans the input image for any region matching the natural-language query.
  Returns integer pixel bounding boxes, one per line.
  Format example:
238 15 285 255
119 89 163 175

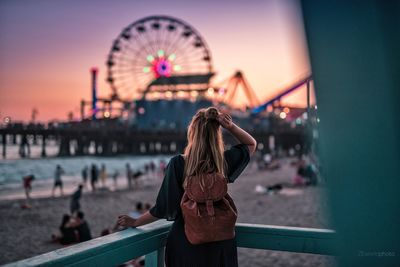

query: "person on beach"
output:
90 164 99 191
70 184 83 214
81 166 88 188
74 211 92 242
52 165 65 197
117 107 256 267
294 159 318 186
129 202 144 219
126 163 133 189
21 174 35 208
51 214 78 245
112 170 119 189
159 160 166 176
149 160 156 179
100 164 107 188
132 169 143 189
22 174 35 200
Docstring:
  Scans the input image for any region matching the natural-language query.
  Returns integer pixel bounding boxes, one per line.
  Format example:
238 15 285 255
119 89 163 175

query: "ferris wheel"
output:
106 15 213 100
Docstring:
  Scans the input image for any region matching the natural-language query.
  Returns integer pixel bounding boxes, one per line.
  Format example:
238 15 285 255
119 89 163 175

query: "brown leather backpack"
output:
180 172 238 245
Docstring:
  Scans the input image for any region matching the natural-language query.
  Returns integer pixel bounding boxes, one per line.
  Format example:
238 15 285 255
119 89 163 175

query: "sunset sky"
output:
0 0 313 122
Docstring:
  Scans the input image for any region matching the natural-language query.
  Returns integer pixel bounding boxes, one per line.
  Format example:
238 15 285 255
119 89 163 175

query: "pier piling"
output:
41 135 47 157
2 134 6 158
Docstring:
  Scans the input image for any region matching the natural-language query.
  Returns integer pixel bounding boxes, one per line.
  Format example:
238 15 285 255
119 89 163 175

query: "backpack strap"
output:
206 200 214 216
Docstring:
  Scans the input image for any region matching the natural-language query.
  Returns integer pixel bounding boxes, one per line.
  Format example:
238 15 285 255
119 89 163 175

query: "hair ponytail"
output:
183 107 226 187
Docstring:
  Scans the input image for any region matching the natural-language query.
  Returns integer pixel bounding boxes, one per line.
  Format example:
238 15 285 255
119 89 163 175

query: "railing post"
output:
145 247 165 267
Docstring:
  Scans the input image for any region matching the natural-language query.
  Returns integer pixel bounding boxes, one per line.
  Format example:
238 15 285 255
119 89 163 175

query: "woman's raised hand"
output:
217 113 233 130
117 214 137 228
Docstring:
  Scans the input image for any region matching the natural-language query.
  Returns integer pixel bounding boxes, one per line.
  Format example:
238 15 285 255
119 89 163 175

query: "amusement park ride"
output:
80 15 313 127
1 15 314 158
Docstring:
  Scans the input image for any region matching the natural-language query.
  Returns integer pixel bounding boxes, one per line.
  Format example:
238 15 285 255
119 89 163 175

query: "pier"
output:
0 120 309 158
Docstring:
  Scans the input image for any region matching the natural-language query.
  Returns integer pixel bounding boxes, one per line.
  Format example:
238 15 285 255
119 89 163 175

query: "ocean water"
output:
0 145 173 188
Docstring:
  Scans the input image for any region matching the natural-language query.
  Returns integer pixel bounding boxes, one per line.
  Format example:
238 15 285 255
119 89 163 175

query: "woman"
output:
117 107 256 267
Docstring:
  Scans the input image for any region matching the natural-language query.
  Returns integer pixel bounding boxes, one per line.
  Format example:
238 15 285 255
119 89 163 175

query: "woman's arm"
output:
117 211 159 228
218 113 257 155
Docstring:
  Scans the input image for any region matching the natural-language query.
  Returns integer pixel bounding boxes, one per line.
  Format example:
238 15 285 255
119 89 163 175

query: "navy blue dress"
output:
149 144 250 267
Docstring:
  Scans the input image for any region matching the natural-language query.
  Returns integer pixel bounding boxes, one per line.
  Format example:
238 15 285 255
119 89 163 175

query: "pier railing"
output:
4 221 335 267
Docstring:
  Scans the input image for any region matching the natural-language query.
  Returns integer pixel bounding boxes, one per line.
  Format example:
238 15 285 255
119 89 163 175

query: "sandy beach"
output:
0 158 335 267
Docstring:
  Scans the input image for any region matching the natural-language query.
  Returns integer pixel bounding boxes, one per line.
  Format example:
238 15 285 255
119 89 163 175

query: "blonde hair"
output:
183 107 226 188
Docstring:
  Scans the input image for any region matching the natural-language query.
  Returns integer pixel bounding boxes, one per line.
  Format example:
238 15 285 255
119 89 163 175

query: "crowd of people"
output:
49 185 153 257
19 159 165 264
293 159 318 186
49 182 152 267
19 153 318 266
19 159 165 266
51 211 92 245
21 159 168 203
254 157 319 195
80 160 167 192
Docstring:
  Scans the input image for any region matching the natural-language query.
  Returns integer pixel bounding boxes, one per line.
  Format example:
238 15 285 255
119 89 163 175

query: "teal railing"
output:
4 221 335 267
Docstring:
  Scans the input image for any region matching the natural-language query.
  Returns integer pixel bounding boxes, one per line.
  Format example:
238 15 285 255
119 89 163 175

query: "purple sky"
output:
0 0 312 122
